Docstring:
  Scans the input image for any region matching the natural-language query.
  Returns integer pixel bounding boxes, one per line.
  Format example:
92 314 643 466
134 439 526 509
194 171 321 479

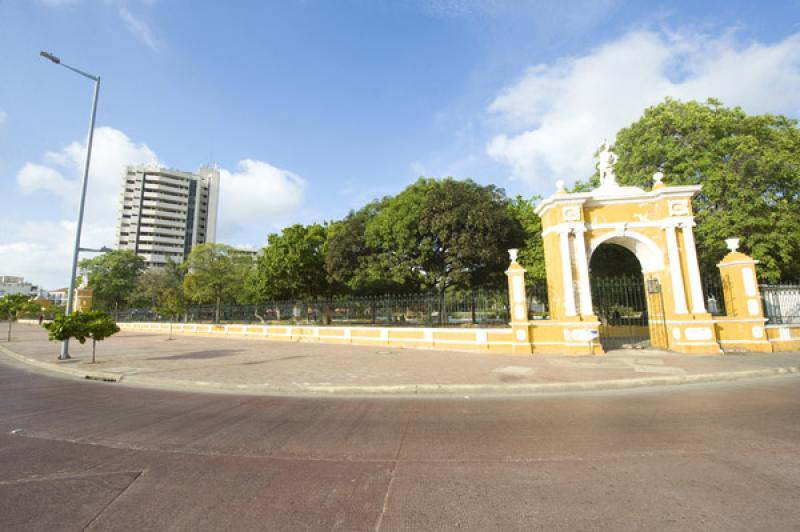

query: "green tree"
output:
183 243 250 322
604 98 800 281
0 294 41 342
364 178 524 322
507 195 546 283
367 178 523 289
132 261 186 337
252 224 330 301
79 250 146 310
325 200 413 296
43 311 120 363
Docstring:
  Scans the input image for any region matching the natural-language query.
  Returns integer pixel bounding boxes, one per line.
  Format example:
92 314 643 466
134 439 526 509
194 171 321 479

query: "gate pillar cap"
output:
719 239 758 266
718 251 759 266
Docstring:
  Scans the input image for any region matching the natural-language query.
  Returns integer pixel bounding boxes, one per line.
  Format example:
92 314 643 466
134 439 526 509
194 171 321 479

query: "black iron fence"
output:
702 275 726 316
114 289 514 327
527 281 549 319
762 283 800 324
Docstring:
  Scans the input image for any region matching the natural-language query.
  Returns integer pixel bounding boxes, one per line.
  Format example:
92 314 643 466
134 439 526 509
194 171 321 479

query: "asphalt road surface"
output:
1 358 799 531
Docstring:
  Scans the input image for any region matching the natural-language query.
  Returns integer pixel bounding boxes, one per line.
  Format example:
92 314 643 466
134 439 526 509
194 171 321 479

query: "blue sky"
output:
2 0 800 288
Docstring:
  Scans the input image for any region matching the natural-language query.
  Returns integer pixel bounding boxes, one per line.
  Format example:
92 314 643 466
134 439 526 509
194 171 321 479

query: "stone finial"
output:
508 249 519 263
555 180 566 193
725 238 740 253
653 171 664 185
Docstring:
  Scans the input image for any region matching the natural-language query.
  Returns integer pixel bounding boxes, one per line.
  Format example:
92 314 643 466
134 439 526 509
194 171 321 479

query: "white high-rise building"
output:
116 164 220 267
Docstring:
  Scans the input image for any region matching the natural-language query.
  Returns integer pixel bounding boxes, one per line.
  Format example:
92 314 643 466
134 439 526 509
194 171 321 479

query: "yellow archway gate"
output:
510 143 723 355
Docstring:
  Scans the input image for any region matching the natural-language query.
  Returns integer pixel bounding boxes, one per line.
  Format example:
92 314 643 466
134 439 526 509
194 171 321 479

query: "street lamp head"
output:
40 51 61 64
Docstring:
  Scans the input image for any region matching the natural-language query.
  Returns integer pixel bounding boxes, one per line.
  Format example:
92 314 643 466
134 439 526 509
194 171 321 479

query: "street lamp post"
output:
40 51 101 360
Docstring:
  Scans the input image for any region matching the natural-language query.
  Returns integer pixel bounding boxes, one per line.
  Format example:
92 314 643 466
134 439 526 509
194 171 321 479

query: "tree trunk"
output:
438 286 445 326
91 338 96 364
6 319 11 342
215 296 221 324
169 316 174 340
471 289 477 325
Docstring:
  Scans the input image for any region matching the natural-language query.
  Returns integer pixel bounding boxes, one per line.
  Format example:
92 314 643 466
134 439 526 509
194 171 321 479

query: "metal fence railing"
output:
702 275 726 316
762 283 800 324
113 289 515 327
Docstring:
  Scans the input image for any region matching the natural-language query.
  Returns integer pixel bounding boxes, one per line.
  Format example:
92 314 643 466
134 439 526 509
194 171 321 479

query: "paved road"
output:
1 358 799 531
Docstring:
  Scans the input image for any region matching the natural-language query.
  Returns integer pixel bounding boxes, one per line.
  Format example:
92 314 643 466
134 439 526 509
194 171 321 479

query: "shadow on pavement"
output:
147 349 244 361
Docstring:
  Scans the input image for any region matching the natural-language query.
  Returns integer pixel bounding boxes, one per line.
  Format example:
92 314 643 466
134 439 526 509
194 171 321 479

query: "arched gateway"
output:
520 145 721 355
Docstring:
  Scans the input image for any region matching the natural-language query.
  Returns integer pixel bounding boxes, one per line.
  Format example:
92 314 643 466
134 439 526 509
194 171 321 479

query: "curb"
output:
0 344 123 383
2 343 799 397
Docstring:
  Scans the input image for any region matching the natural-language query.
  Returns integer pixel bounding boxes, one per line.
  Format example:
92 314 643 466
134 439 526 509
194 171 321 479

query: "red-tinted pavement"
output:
1 353 799 531
4 323 800 395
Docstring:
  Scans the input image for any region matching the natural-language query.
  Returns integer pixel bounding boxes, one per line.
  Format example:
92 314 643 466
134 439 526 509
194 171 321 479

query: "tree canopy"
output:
352 178 525 293
79 250 145 310
182 243 253 321
607 98 800 281
132 260 186 318
253 224 329 300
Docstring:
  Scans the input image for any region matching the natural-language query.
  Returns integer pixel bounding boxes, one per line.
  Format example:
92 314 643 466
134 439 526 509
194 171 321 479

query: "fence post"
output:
506 249 532 355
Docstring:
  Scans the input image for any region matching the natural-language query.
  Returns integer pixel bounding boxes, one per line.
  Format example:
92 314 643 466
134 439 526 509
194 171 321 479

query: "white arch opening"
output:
589 230 664 273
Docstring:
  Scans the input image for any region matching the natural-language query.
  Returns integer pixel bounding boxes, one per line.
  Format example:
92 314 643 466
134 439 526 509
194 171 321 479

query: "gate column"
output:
573 227 594 317
714 238 772 352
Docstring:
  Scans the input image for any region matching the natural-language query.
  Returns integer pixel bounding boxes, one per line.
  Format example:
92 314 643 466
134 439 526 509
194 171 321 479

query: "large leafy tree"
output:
183 243 252 322
325 200 416 296
252 224 330 301
607 98 800 282
364 177 524 294
78 250 146 310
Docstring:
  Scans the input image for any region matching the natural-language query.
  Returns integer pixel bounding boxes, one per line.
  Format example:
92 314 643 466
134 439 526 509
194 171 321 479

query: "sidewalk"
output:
2 323 800 396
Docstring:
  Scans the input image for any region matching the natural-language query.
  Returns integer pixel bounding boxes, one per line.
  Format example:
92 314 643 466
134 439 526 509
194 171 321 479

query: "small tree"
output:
0 294 41 342
84 311 120 363
43 311 120 363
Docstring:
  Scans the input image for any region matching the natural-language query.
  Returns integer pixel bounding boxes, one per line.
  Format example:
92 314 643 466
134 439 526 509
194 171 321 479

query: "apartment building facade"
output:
116 164 220 268
0 276 46 299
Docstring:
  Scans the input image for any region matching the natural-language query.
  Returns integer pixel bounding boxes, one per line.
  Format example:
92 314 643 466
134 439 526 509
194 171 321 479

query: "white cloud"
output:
0 220 113 290
218 160 307 242
11 127 158 288
0 110 6 127
17 126 159 229
117 3 160 51
7 127 307 285
487 30 800 190
36 0 160 50
17 163 78 197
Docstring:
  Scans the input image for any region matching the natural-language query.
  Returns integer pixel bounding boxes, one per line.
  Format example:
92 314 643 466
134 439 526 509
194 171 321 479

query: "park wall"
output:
117 322 517 354
107 321 800 355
